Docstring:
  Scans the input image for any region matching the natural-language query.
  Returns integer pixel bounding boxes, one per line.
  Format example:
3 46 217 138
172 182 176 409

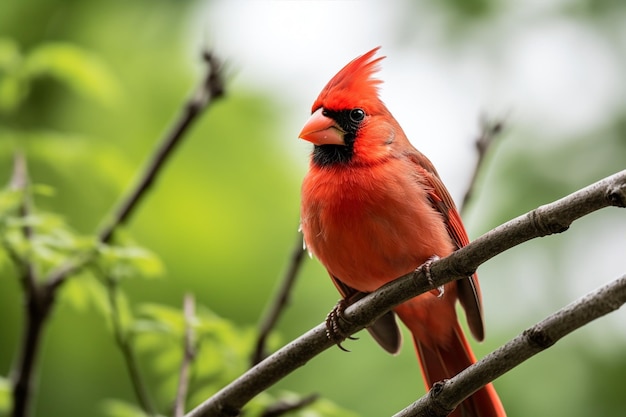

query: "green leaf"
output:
136 303 186 335
1 209 95 272
25 42 121 106
59 272 113 319
97 244 164 281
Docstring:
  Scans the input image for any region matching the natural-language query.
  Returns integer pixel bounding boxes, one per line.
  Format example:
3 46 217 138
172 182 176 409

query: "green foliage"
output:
0 186 94 277
0 38 120 115
24 42 121 107
97 243 164 283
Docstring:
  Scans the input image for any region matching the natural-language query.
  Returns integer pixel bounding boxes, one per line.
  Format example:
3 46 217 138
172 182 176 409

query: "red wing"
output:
408 152 485 341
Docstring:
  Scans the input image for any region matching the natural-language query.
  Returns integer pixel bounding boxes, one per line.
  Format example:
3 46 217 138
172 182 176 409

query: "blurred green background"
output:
1 0 626 416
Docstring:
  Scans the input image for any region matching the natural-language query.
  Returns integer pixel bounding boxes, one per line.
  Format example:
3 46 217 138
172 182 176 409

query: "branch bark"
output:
103 273 157 416
393 273 626 417
185 169 626 417
461 117 504 210
174 294 197 417
8 154 52 417
98 51 224 244
251 232 307 366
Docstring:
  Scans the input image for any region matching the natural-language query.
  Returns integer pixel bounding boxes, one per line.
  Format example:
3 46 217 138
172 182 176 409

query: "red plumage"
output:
299 47 505 417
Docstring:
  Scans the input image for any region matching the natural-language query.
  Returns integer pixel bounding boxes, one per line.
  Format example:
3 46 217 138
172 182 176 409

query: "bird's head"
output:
299 47 402 167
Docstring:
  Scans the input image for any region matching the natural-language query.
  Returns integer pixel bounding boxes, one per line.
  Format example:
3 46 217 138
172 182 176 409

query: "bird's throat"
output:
312 144 353 167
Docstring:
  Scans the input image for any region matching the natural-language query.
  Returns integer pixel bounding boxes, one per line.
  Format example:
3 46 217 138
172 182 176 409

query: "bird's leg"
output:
325 297 360 352
415 255 444 298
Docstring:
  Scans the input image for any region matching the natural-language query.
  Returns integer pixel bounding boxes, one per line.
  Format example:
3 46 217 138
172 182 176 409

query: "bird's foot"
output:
325 299 358 352
415 255 444 298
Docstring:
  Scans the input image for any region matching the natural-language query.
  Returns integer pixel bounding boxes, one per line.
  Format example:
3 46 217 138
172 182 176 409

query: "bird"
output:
298 47 506 417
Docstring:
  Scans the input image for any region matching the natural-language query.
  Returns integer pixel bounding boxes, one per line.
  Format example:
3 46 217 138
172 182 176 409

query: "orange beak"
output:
298 108 346 146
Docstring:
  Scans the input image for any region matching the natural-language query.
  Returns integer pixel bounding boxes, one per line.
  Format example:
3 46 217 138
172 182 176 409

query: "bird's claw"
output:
325 299 358 352
415 255 444 298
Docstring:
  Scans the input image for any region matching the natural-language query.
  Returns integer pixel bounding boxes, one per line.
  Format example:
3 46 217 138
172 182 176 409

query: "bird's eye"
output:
349 108 365 123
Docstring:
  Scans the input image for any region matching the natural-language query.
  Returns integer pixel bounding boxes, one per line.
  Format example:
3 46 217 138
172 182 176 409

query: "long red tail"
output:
412 322 506 417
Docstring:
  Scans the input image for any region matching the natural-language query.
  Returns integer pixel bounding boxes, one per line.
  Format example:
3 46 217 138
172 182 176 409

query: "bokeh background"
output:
1 0 626 416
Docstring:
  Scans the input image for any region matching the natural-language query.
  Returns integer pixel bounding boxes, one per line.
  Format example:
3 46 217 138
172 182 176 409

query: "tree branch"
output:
174 294 197 417
45 49 226 292
393 273 626 417
9 153 38 294
104 273 157 416
185 169 626 417
461 117 504 211
251 232 307 366
260 393 319 417
98 51 225 244
8 154 50 417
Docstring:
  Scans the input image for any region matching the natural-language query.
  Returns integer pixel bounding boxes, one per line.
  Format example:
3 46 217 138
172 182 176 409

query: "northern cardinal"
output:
299 47 505 417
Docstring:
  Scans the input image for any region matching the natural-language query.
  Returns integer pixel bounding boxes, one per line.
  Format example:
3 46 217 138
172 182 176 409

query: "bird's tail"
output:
412 321 506 417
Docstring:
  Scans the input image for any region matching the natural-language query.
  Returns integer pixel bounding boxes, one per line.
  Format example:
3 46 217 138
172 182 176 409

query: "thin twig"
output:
260 393 319 417
461 117 505 212
98 51 225 244
9 153 38 294
393 273 626 417
251 232 306 366
8 153 51 417
104 274 157 416
185 169 626 417
6 155 107 417
45 50 226 292
174 294 197 417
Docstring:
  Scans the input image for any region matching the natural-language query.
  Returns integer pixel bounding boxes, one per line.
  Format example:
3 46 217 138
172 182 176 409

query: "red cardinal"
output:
299 47 505 417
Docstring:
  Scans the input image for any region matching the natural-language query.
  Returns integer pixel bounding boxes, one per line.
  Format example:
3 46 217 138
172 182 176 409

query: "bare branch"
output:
174 294 197 417
460 117 505 213
260 393 319 417
393 273 626 417
8 153 50 417
44 50 226 292
185 169 626 417
251 232 307 366
9 152 38 294
103 274 157 416
98 51 225 244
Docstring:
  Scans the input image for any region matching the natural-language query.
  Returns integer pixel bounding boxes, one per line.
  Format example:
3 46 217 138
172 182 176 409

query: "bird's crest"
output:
312 47 385 113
